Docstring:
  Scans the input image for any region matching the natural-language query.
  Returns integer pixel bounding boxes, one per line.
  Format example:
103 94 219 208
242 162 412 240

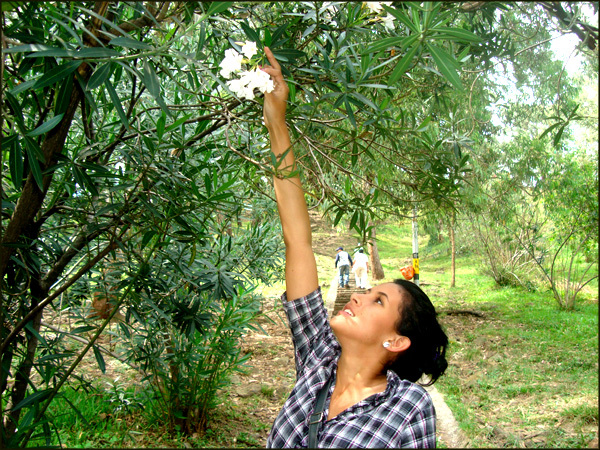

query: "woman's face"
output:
330 282 405 347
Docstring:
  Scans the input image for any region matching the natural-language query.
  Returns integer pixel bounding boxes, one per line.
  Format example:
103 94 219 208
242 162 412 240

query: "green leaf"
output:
9 137 24 189
11 389 54 412
416 115 432 132
71 326 97 334
270 48 306 63
363 37 403 54
55 74 74 115
553 124 567 147
33 61 81 90
206 1 233 16
23 137 44 191
240 21 261 45
142 230 157 248
345 98 356 128
26 114 64 137
382 4 419 33
270 23 289 48
427 43 463 90
349 211 358 231
388 44 420 85
8 78 37 96
109 36 152 50
538 122 562 140
92 345 106 373
333 208 345 227
156 113 166 139
1 2 23 12
143 60 161 98
104 79 129 129
2 44 53 54
24 48 73 58
74 47 120 58
24 321 48 347
165 114 191 133
72 165 99 196
87 63 112 90
430 27 482 43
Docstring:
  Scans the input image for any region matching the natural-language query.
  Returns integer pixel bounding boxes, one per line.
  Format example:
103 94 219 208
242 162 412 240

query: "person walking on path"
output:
352 248 369 289
335 247 353 288
260 47 448 448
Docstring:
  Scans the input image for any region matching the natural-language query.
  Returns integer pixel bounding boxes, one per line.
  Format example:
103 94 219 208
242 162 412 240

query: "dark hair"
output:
358 248 364 253
386 279 448 386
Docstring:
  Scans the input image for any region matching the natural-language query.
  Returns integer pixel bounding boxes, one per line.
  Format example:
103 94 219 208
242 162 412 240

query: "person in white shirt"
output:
352 248 370 289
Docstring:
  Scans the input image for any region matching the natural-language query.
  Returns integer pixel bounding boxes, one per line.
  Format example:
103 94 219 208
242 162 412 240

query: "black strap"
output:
308 374 334 448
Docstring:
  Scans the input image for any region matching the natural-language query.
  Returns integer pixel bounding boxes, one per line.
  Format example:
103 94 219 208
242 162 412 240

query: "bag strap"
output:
308 374 334 448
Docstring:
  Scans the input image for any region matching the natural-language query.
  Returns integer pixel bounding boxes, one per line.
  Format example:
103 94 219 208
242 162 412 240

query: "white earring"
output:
383 342 390 348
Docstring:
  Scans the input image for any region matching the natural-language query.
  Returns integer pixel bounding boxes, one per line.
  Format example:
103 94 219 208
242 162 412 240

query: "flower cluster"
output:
219 41 274 100
364 2 395 31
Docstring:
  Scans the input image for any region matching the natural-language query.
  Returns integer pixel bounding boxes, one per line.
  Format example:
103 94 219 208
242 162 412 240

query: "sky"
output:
487 4 598 145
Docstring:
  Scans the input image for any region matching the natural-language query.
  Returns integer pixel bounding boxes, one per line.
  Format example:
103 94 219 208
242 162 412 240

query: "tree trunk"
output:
450 212 456 288
367 222 385 280
5 282 46 439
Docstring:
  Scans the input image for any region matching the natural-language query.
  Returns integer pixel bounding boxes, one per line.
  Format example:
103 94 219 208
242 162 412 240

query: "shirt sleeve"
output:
282 287 333 376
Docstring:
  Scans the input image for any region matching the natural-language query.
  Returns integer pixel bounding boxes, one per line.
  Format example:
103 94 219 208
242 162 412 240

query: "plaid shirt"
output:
266 287 437 448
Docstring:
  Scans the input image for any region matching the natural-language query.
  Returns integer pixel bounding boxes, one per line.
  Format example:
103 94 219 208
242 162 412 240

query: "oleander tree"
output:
1 1 596 444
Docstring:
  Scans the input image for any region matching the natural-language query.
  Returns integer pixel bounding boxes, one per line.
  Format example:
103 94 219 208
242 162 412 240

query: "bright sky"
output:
487 4 598 146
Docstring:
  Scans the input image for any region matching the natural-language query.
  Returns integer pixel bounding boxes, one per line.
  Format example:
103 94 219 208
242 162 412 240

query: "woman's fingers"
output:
264 46 281 70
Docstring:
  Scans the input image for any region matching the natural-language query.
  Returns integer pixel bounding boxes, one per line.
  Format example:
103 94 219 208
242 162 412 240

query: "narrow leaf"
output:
431 27 482 43
74 47 120 58
538 122 562 140
382 5 419 33
104 79 129 129
206 2 233 16
92 345 106 373
427 43 463 90
109 36 152 50
388 44 420 84
33 61 81 90
26 114 64 137
87 63 112 90
8 78 37 96
143 60 160 98
9 137 23 189
55 74 74 114
553 124 567 147
240 22 261 45
11 389 54 412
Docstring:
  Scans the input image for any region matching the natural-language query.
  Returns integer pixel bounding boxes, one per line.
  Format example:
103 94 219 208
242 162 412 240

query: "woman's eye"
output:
375 298 383 305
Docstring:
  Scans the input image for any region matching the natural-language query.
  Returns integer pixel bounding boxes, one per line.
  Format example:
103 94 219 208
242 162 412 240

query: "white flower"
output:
226 78 245 95
365 1 392 14
226 68 275 100
219 48 243 79
241 41 258 59
381 14 395 30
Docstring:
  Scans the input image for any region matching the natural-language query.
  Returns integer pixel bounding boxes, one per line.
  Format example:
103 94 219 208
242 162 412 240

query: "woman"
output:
261 47 448 448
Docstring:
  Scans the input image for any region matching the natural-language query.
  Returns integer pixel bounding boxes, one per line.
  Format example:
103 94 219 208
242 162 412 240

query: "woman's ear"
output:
386 335 411 353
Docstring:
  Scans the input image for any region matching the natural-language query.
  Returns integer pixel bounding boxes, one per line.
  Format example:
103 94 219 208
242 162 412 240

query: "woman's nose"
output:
350 293 361 305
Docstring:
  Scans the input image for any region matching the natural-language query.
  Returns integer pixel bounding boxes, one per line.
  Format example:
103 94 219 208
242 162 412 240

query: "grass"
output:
377 220 598 448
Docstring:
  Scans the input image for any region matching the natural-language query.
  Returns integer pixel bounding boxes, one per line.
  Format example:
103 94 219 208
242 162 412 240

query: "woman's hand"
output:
261 47 289 131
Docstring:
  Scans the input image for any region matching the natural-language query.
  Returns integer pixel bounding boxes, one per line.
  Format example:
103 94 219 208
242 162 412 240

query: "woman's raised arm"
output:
261 47 318 300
